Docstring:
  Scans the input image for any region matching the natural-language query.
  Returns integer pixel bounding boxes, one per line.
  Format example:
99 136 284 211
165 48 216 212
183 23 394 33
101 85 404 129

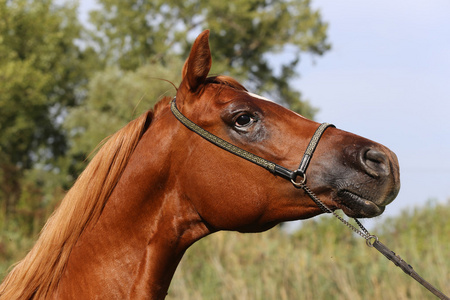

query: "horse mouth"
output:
335 189 385 218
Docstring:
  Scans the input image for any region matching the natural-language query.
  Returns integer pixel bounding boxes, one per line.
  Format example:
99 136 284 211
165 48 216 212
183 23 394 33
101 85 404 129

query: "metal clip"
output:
290 170 307 188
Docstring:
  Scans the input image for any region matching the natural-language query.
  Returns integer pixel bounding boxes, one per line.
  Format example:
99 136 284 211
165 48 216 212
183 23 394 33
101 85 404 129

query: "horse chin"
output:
335 190 385 218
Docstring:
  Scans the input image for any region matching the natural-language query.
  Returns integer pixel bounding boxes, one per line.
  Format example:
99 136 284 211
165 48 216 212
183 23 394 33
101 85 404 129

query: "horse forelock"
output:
0 106 156 299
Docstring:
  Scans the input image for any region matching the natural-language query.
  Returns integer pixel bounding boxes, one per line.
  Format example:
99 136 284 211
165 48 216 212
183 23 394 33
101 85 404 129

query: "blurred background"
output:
1 0 448 298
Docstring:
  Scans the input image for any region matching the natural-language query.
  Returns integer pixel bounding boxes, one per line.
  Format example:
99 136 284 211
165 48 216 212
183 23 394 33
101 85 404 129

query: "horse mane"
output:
0 99 164 299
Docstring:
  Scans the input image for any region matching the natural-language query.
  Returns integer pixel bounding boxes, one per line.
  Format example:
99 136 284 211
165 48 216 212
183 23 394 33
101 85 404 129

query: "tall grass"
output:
1 200 448 299
168 200 450 299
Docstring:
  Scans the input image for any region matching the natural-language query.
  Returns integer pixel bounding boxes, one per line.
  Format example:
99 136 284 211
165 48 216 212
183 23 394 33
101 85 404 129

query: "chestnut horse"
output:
0 30 400 299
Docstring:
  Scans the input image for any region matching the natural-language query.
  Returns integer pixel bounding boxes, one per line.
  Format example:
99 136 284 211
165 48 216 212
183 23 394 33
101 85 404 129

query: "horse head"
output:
172 30 400 233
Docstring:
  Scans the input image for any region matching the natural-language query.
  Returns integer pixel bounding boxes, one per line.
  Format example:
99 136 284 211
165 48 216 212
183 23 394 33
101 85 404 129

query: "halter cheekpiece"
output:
170 98 335 186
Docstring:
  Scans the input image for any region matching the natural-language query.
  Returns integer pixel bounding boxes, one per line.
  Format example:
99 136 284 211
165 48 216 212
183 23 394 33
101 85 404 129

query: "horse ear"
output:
182 30 212 92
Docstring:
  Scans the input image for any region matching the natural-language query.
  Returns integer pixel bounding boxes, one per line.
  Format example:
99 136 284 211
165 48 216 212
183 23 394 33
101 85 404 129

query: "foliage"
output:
0 0 90 214
167 200 450 299
88 0 330 117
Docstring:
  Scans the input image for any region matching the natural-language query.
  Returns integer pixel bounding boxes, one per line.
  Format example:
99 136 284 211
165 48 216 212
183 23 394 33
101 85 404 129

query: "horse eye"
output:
235 114 254 127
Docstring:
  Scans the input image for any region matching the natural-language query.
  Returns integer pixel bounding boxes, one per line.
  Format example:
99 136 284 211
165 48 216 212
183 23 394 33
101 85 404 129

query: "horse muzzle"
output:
329 145 400 218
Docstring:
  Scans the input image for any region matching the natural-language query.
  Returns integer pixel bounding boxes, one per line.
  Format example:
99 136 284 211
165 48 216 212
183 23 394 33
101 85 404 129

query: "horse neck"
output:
56 107 211 299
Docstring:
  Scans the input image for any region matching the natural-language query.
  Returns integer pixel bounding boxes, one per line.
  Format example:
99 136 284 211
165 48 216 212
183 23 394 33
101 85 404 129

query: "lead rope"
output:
294 181 450 300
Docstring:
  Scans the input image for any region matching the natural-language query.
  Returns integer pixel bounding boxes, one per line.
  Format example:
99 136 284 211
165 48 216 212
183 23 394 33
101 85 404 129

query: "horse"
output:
0 30 400 299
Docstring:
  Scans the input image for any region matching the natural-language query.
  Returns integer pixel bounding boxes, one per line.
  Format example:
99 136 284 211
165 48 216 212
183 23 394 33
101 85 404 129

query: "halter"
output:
170 98 334 186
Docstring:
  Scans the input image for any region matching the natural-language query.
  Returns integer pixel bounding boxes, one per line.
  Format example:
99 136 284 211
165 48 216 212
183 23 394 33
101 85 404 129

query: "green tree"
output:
87 0 330 117
0 0 89 215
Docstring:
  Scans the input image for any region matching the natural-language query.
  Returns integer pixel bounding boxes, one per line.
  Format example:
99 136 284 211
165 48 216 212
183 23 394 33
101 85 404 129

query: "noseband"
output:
170 98 335 186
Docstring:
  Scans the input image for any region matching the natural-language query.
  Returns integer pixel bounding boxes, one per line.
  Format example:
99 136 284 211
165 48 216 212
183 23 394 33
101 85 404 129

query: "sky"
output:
78 1 450 228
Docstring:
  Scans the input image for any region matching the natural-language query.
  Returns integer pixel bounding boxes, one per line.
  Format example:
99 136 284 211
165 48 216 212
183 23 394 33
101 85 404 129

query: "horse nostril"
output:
360 148 390 178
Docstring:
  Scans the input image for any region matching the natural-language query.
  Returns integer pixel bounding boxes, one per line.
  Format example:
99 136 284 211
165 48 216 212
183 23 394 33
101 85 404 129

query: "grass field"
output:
168 200 450 299
1 200 448 299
